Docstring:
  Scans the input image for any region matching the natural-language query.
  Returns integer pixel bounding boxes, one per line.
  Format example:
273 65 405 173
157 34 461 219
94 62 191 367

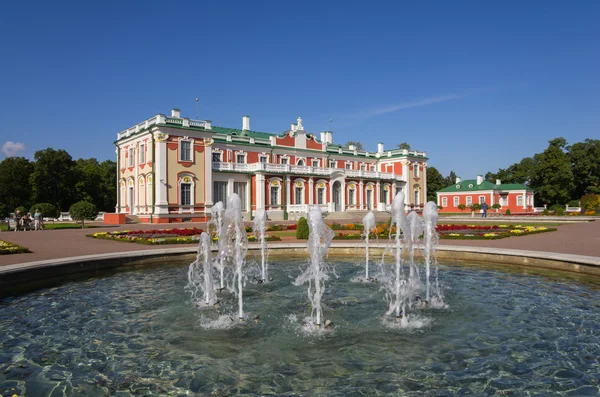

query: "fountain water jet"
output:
294 206 335 327
187 232 217 306
222 193 248 320
423 201 440 304
209 202 226 290
362 211 376 281
253 209 268 282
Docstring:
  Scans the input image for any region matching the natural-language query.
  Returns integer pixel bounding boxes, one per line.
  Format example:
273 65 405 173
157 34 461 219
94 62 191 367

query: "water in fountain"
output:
186 232 217 307
360 211 376 282
293 205 335 330
222 193 248 320
209 201 226 290
423 201 445 307
253 208 268 283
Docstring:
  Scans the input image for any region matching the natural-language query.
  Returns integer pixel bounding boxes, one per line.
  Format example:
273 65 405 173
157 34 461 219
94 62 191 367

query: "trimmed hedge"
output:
296 217 309 239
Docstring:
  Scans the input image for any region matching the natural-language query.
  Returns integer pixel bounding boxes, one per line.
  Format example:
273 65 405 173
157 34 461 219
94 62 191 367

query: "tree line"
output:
0 148 116 218
426 138 600 207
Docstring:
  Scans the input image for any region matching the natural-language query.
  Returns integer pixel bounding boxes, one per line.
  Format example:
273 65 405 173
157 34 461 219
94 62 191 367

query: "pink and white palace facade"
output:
112 109 428 223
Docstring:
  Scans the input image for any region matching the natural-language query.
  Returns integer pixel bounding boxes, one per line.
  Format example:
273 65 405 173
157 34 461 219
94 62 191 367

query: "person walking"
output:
14 210 22 231
34 209 42 231
481 201 489 218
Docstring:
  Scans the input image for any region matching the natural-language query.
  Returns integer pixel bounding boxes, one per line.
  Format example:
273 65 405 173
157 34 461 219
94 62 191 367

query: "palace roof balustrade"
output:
212 162 407 182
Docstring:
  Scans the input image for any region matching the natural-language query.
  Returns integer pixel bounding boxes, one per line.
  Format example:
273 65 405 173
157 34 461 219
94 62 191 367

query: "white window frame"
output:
294 183 304 204
345 162 352 170
179 137 194 162
329 160 336 168
139 143 145 164
442 197 448 207
269 179 283 206
348 184 356 205
280 155 289 165
466 196 472 206
296 158 306 166
453 196 459 207
414 164 420 178
236 152 246 164
360 164 366 171
414 188 420 206
259 155 268 164
212 151 223 163
312 159 320 167
178 174 195 206
128 147 134 167
479 196 485 204
517 195 524 207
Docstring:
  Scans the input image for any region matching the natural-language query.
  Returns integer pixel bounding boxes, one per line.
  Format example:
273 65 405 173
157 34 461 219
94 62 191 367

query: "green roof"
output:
211 126 276 140
438 179 533 193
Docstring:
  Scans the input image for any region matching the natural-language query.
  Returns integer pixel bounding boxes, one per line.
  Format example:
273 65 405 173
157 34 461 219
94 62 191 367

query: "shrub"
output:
457 204 467 212
505 208 511 215
29 203 60 219
296 217 309 239
69 201 99 228
542 209 550 216
568 199 580 207
491 204 501 212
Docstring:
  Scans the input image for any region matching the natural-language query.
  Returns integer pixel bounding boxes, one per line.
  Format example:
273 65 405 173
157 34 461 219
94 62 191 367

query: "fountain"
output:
361 211 376 281
423 201 442 306
293 205 335 328
209 201 226 290
253 208 268 282
221 193 248 320
186 232 217 306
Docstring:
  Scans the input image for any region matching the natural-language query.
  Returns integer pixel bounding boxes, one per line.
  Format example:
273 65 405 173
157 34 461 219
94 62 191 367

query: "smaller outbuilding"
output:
436 175 534 214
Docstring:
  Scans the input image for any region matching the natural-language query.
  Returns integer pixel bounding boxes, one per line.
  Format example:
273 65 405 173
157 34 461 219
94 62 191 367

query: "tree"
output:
30 148 76 211
344 141 364 150
29 203 60 219
457 204 467 213
491 203 501 213
0 157 34 212
469 203 481 218
397 142 411 150
425 166 445 202
568 139 600 197
443 170 458 187
98 160 117 212
296 217 309 239
486 157 534 185
69 201 98 228
74 158 102 207
530 138 574 205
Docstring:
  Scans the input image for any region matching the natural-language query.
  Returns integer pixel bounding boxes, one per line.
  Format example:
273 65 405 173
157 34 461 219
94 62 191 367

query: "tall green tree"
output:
74 158 102 206
344 141 364 150
98 160 117 211
443 170 458 187
0 157 34 212
530 138 574 205
568 139 600 197
425 166 445 202
30 148 76 211
486 157 534 185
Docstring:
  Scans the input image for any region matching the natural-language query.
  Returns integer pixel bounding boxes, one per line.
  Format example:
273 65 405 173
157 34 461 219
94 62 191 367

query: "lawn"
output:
0 222 101 231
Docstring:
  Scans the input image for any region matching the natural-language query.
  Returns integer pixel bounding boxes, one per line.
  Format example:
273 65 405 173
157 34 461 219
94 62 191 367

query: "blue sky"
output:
1 1 598 179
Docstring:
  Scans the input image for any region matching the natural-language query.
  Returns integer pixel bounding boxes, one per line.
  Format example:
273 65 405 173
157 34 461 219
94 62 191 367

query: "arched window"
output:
178 174 195 206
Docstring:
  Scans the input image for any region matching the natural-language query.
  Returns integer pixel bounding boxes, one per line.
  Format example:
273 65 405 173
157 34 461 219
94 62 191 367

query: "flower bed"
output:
438 224 556 240
0 239 30 255
89 228 204 245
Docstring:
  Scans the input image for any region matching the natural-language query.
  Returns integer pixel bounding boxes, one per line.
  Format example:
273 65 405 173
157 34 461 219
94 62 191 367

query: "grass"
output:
269 230 298 237
0 222 101 231
437 221 564 227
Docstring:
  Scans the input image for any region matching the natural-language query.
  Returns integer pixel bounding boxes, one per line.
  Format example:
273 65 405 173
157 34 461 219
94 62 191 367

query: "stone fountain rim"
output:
1 242 599 278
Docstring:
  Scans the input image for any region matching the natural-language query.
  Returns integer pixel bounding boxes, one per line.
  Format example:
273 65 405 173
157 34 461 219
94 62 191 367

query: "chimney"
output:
477 175 483 185
377 142 384 153
456 177 461 184
320 132 326 143
171 108 181 118
291 123 297 132
321 131 333 144
348 144 356 151
242 115 250 131
496 179 501 185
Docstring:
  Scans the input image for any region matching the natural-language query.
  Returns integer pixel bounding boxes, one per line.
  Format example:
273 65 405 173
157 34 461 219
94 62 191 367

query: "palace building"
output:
436 175 535 214
110 108 428 223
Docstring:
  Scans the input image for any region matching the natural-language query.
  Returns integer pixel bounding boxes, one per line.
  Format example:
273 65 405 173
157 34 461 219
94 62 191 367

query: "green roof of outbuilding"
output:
438 179 533 192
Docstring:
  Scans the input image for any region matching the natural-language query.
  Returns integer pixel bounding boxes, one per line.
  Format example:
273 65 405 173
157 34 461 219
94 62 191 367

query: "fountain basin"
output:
1 255 599 396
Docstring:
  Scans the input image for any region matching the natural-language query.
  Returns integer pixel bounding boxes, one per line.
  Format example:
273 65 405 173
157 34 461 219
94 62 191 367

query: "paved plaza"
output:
1 218 599 267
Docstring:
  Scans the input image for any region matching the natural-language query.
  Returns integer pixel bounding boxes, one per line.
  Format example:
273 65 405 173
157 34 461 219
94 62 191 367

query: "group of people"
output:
12 210 44 231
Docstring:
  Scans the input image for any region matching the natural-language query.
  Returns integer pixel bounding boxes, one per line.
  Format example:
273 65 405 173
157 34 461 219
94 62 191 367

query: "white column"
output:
228 179 234 197
286 177 291 209
359 181 364 210
154 134 169 215
308 177 314 205
256 174 265 210
134 142 139 214
204 141 213 207
341 180 346 212
422 163 427 206
376 181 381 211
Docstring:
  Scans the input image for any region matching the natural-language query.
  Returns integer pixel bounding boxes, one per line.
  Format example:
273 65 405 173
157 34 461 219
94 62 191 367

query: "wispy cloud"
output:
2 141 26 157
351 93 466 121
